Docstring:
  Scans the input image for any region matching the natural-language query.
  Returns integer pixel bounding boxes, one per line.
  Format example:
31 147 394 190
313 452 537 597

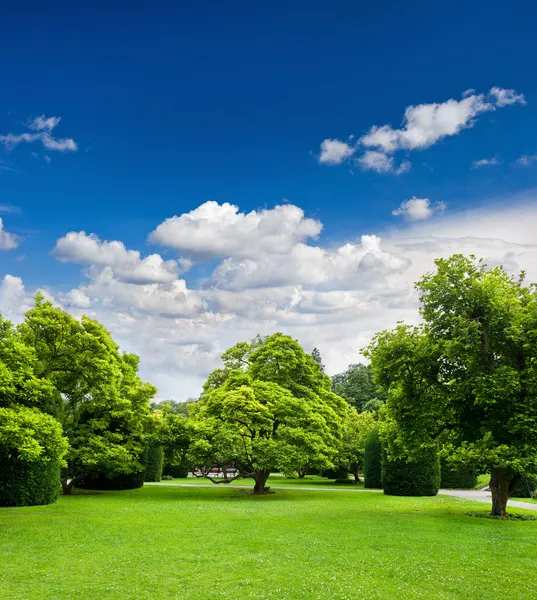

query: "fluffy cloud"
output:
319 87 525 174
357 151 410 174
149 201 322 260
392 197 446 221
0 218 21 250
318 139 356 164
5 198 537 401
52 231 181 284
28 115 61 132
472 157 501 168
0 114 77 153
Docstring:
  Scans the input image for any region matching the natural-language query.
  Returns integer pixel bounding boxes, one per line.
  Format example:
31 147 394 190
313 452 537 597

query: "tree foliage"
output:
331 363 386 412
363 426 383 489
366 255 537 515
337 408 376 482
191 333 347 493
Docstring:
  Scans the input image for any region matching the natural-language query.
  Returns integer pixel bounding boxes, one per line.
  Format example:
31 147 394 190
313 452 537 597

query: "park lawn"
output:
511 497 537 504
1 486 536 600
165 473 367 489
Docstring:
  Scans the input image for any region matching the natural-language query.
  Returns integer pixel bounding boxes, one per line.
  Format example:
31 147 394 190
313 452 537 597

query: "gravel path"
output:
147 481 537 510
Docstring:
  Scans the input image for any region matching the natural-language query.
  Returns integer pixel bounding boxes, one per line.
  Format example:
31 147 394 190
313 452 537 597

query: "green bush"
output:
322 466 348 480
0 406 67 507
440 459 478 489
77 470 145 490
364 427 382 489
162 462 189 478
144 445 164 482
161 474 173 480
513 475 537 498
382 446 440 496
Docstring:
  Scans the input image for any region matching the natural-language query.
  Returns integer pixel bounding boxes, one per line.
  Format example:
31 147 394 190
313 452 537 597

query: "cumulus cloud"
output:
320 87 525 174
472 157 502 168
52 231 182 284
6 197 537 401
28 115 61 132
318 139 356 164
392 197 446 221
149 201 322 260
0 218 21 250
0 115 77 153
488 87 526 107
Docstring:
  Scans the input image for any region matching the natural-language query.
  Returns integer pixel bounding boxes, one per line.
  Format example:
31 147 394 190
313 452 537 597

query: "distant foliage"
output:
163 462 189 478
331 364 386 411
311 348 325 372
144 445 164 482
513 475 537 498
440 459 478 489
364 427 383 489
382 447 440 497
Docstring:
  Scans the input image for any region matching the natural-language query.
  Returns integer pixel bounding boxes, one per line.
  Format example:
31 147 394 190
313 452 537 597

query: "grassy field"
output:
1 485 536 599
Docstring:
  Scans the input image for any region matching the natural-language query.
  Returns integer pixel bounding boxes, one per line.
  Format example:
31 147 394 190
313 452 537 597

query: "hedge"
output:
77 470 145 490
0 406 67 507
144 445 164 482
162 461 189 478
513 475 537 498
364 427 382 488
382 446 440 496
440 459 478 489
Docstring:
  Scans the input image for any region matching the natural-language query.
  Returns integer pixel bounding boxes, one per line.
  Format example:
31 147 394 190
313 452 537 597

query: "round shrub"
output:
144 445 164 482
0 406 67 507
513 475 537 498
364 427 382 489
440 459 478 489
382 446 440 496
162 461 189 478
77 470 145 490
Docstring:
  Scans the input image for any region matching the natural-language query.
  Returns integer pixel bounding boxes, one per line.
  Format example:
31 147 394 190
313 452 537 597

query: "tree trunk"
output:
297 470 306 479
489 468 519 516
61 470 84 495
351 469 361 484
252 470 270 495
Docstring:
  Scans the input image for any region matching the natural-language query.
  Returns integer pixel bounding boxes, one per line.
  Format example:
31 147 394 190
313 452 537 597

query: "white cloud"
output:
0 218 21 250
0 115 77 153
357 151 394 173
515 154 537 166
472 157 501 168
28 115 61 132
318 138 355 164
149 201 322 260
0 204 21 215
488 87 526 107
52 231 182 284
6 197 537 401
392 197 446 221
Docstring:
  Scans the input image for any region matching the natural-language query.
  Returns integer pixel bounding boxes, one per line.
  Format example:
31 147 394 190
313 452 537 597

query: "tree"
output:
150 398 197 417
191 333 347 494
337 408 376 483
19 295 156 494
366 255 537 516
363 426 382 488
331 364 386 411
311 347 324 372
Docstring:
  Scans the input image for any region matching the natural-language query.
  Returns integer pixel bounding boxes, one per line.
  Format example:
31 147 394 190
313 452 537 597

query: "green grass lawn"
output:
1 486 536 600
165 473 368 489
511 497 537 504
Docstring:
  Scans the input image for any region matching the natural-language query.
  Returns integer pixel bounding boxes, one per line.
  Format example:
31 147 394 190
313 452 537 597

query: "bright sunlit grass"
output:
1 485 536 599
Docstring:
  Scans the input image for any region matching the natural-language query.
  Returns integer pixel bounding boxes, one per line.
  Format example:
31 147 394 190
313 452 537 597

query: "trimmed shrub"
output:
144 445 164 482
78 470 145 490
322 466 348 480
513 475 537 498
364 427 382 489
161 474 173 480
382 446 440 496
0 406 67 507
162 461 189 479
440 459 478 489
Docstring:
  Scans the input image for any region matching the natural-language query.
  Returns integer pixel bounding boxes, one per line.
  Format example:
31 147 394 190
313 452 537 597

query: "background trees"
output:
366 255 537 515
331 364 386 412
191 333 347 494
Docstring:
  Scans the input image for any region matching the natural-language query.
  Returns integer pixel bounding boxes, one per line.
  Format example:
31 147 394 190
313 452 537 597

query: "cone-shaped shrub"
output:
382 446 440 496
364 427 382 488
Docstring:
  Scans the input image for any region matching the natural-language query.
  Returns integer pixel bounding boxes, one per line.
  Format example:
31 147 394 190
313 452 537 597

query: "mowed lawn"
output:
1 486 536 600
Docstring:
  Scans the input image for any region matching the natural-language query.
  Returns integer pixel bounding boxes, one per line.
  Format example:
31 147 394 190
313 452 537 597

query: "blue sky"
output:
1 1 537 399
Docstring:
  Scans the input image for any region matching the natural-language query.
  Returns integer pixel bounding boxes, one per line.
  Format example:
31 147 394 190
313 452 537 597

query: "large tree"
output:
191 333 347 494
366 255 537 516
19 295 156 494
332 363 386 412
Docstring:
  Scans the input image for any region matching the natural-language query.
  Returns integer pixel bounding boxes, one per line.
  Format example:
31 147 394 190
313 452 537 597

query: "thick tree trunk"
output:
61 470 84 495
351 469 361 484
252 470 270 495
297 470 307 479
489 468 519 516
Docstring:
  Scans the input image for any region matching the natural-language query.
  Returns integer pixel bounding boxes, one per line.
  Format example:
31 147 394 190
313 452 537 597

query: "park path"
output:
146 482 537 511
